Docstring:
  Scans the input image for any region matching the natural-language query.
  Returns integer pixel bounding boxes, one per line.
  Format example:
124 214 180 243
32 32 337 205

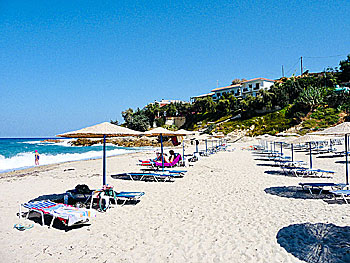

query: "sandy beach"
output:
1 141 350 262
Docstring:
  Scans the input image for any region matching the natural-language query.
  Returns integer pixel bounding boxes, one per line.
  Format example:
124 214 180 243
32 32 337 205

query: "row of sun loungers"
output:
253 143 350 203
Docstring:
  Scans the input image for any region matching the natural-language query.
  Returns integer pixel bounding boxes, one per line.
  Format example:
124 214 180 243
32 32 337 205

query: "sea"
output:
0 138 146 173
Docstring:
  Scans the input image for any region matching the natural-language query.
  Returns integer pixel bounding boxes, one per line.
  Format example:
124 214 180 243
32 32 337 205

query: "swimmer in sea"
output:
35 150 40 165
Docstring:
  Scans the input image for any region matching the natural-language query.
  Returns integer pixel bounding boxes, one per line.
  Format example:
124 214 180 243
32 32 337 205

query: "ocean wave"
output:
0 148 138 173
19 140 43 144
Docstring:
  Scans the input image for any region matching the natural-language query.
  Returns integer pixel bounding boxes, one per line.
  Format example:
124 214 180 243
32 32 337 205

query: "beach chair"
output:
152 153 183 167
295 168 335 178
299 183 347 195
114 191 145 205
19 200 95 229
280 166 307 177
90 189 145 208
111 171 177 182
329 189 350 204
66 185 145 210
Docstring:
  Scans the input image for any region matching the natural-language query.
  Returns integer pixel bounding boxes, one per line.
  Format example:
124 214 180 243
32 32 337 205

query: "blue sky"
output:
1 0 349 137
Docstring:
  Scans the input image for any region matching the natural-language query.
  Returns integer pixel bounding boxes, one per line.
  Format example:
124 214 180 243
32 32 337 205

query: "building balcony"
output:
253 87 260 91
242 88 251 93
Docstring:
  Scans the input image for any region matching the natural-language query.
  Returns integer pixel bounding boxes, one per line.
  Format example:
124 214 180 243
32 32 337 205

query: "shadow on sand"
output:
265 186 348 204
111 173 176 182
277 223 350 263
264 186 327 200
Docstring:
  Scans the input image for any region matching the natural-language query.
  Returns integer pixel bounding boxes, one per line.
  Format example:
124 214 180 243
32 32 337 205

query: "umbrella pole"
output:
345 134 349 185
161 134 164 172
103 135 106 186
273 142 276 152
309 142 312 169
205 139 208 153
291 143 294 162
280 142 283 156
182 140 185 163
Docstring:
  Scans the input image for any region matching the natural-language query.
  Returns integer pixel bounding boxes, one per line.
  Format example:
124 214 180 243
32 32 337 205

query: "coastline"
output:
0 147 155 179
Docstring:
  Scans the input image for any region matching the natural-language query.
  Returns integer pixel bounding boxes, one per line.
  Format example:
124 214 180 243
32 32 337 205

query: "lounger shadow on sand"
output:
277 223 350 263
111 173 176 182
264 186 328 200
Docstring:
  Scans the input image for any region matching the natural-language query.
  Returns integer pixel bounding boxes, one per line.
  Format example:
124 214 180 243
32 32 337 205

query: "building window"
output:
249 84 252 89
253 83 260 90
217 93 221 97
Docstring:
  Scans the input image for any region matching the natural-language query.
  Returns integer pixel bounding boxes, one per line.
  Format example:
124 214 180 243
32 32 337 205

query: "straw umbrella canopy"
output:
312 122 350 184
176 129 195 136
276 131 300 137
288 134 327 169
144 127 188 170
57 122 142 186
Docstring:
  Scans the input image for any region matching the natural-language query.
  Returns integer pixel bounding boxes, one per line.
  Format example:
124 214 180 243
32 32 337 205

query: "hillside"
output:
117 54 350 135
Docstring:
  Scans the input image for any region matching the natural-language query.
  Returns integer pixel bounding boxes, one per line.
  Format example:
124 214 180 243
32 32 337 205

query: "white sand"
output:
0 142 349 262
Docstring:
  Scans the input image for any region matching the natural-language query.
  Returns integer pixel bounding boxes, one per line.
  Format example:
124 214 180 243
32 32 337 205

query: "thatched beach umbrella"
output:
313 122 350 184
175 129 195 161
57 122 142 186
144 127 187 171
176 129 195 136
288 134 327 169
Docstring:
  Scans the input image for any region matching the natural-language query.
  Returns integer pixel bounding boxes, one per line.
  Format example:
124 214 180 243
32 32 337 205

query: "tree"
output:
110 119 119 125
193 96 216 113
339 54 350 83
231 78 247 85
295 86 324 112
122 108 134 124
127 109 150 131
216 98 230 114
144 103 160 127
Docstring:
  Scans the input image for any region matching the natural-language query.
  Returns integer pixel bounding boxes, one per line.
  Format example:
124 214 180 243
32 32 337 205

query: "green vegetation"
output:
115 54 350 135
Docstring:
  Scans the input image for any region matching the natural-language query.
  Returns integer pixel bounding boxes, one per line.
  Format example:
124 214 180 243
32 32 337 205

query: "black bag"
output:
74 184 91 194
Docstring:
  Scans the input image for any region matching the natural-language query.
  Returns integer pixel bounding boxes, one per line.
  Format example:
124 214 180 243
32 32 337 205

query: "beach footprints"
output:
277 223 350 263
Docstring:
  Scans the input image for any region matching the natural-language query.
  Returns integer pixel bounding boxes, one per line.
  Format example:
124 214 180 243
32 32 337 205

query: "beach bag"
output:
74 184 91 194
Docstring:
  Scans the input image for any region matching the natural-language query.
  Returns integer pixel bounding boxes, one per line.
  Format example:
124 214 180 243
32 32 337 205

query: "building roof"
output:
242 77 275 83
191 92 215 99
211 84 240 92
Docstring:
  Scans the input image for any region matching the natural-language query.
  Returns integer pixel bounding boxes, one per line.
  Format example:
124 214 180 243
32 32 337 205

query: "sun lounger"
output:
277 160 306 167
153 154 183 167
114 191 145 205
295 169 335 178
19 200 95 229
329 189 350 204
299 183 347 195
111 172 177 182
280 166 307 176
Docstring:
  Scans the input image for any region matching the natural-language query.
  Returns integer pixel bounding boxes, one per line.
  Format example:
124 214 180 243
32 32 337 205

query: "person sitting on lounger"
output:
165 150 176 163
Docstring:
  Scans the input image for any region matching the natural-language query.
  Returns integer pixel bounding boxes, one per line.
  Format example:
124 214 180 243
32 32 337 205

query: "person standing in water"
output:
35 150 40 165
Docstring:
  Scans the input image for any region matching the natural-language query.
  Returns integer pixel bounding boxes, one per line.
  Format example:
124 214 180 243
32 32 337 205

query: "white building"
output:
211 78 275 100
153 99 187 107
